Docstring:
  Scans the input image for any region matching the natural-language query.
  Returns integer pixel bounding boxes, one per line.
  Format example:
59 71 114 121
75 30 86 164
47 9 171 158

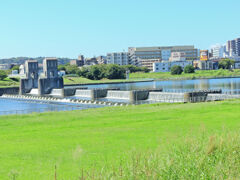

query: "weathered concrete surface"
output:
148 92 184 102
184 92 207 103
19 61 39 95
0 87 19 96
129 90 150 102
207 93 240 101
38 77 64 96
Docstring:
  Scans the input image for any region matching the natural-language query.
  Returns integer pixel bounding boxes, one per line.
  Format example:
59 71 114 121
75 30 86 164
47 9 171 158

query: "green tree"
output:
0 70 7 80
58 65 66 71
184 65 195 73
105 64 125 79
218 59 235 69
11 65 20 71
171 65 183 75
65 65 79 75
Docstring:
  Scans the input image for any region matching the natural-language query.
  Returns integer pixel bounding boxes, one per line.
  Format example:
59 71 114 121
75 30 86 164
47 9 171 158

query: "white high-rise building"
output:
106 52 129 65
211 44 225 58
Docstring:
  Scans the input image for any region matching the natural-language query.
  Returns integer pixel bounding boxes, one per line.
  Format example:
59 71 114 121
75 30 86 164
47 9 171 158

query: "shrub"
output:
171 65 183 75
184 65 195 73
218 58 235 69
65 65 79 75
0 70 7 80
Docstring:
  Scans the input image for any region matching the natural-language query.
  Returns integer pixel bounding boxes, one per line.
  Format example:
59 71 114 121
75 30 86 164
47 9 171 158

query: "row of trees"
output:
171 65 195 75
58 64 150 80
171 59 235 75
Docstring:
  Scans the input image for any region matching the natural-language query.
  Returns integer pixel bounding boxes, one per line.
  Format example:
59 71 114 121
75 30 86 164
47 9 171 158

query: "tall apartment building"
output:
211 44 225 59
128 45 198 71
106 52 129 65
226 38 240 57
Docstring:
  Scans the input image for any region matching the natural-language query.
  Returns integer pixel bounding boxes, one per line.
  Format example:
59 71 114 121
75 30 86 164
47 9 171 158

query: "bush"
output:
171 65 183 75
122 65 150 73
11 65 20 71
218 58 235 69
65 65 79 75
184 65 195 73
0 70 7 80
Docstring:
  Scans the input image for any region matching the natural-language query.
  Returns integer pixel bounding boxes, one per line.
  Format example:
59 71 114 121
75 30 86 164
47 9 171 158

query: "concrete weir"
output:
148 92 185 102
74 89 162 102
1 94 128 107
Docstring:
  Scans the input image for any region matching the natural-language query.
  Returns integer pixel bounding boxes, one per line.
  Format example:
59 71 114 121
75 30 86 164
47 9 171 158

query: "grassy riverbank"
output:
1 100 240 179
0 78 19 87
130 69 240 80
1 69 240 88
63 76 152 85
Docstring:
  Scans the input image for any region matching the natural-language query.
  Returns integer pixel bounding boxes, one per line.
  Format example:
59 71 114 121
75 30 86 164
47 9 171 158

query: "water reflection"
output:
0 98 103 115
72 77 240 94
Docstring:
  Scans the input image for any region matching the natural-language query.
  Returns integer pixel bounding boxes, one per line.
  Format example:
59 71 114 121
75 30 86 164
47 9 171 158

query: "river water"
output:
1 77 240 115
76 77 240 94
0 98 103 115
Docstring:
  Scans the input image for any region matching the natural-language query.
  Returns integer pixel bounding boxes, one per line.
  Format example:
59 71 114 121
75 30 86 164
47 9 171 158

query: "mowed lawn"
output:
1 100 240 179
130 69 240 80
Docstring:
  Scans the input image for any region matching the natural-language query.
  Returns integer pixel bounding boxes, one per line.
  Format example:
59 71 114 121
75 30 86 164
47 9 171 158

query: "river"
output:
1 77 240 115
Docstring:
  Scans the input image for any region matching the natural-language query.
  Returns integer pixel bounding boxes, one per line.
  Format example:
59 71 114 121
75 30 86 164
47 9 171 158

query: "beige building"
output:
128 45 198 71
169 52 186 62
193 60 213 70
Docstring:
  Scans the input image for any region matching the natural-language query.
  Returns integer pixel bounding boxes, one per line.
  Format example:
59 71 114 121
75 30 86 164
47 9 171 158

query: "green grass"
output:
130 69 240 80
63 76 151 85
1 100 240 179
0 78 19 87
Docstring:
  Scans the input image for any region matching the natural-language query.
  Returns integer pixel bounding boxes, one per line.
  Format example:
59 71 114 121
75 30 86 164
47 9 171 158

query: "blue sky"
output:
0 0 239 58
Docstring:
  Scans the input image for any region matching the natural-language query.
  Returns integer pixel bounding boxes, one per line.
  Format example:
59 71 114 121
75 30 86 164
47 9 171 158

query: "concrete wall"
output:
76 89 108 99
38 77 64 96
129 90 149 102
148 92 184 102
183 92 207 103
0 87 19 96
20 78 38 94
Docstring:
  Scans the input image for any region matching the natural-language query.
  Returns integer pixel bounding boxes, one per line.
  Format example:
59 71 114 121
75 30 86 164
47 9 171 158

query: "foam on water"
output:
29 88 39 95
106 91 131 99
75 90 92 97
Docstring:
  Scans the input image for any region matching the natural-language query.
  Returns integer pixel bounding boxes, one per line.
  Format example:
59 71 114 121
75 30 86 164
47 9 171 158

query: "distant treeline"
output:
59 64 150 80
0 57 73 65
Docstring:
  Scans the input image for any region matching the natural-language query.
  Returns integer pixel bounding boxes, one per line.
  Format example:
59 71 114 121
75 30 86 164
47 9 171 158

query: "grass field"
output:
0 78 19 87
63 76 151 85
130 69 240 80
1 100 240 179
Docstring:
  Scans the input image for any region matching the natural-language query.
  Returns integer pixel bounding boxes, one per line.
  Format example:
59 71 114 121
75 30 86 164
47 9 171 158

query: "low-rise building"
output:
97 56 107 64
85 57 98 65
234 61 240 69
0 64 12 70
153 61 192 72
193 60 214 70
70 59 84 67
